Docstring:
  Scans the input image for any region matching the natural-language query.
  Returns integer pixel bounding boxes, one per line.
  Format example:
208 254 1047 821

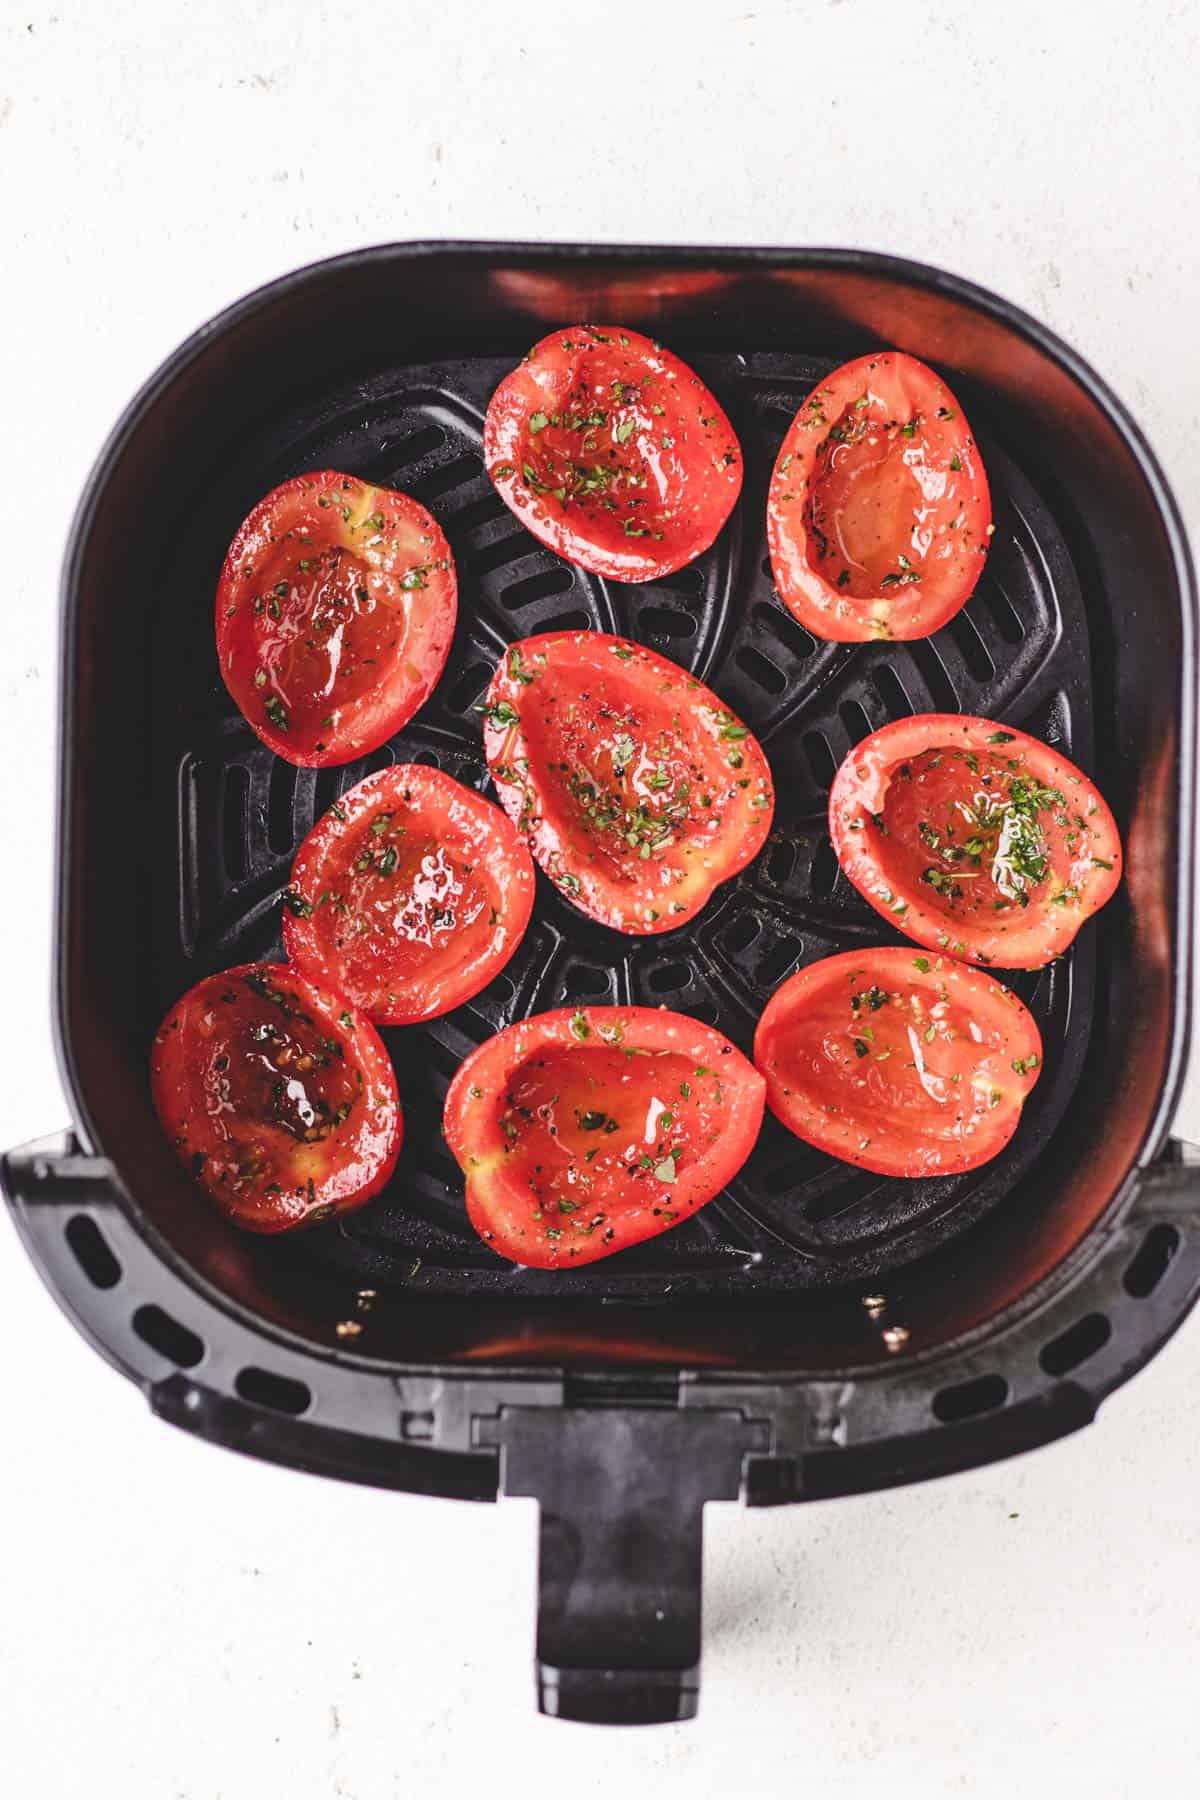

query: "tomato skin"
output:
150 963 402 1233
444 1006 766 1269
754 949 1043 1179
215 471 457 768
482 632 774 934
283 765 536 1026
767 352 992 642
483 326 742 581
829 714 1122 969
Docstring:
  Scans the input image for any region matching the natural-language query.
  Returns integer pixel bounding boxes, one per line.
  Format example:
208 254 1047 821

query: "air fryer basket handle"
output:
483 1406 760 1724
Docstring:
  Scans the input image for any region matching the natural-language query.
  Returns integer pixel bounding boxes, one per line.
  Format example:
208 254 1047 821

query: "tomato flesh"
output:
754 948 1042 1178
150 963 402 1231
216 471 456 767
443 1006 766 1268
829 715 1122 968
767 352 992 641
483 326 742 581
283 766 536 1025
483 633 773 934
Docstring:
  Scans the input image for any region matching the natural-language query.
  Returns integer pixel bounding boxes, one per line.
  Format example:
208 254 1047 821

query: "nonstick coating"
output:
152 349 1097 1300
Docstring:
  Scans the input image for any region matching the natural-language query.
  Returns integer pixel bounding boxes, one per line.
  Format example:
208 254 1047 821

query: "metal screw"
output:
862 1293 887 1317
882 1324 910 1353
335 1319 363 1340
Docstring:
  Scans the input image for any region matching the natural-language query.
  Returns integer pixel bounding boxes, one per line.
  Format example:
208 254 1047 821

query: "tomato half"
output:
443 1006 766 1268
282 765 536 1026
766 352 992 641
483 326 742 581
150 963 402 1232
481 632 774 934
754 948 1043 1178
215 471 457 767
829 714 1122 969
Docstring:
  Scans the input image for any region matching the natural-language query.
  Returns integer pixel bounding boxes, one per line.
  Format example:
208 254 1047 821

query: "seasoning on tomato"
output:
444 1006 766 1268
150 963 402 1232
215 471 457 768
754 948 1043 1178
483 326 742 581
481 632 774 934
829 714 1122 969
283 765 536 1026
767 351 992 642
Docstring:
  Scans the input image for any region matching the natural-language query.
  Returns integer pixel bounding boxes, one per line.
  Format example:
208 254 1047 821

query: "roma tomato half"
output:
483 326 741 581
828 714 1122 968
481 632 774 933
283 765 536 1026
216 471 457 767
444 1006 766 1269
150 963 402 1232
767 352 991 641
754 948 1043 1179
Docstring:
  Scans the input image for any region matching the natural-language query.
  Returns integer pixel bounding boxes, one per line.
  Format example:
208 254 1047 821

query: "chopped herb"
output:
1012 1054 1040 1076
654 1155 677 1183
282 888 313 918
478 699 520 728
987 731 1015 744
528 411 549 434
569 1010 591 1041
913 956 930 973
265 696 288 731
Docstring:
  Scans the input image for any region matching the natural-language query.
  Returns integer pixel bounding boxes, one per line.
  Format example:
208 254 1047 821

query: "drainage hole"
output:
1038 1312 1111 1376
647 959 692 994
133 1304 205 1369
1123 1223 1180 1298
65 1214 121 1290
931 1373 1008 1423
235 1367 312 1416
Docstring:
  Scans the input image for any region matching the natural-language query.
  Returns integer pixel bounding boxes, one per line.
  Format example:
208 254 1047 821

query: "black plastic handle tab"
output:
484 1406 762 1724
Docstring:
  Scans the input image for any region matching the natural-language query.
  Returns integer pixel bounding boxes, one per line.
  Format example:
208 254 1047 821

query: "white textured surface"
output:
2 1 1198 1794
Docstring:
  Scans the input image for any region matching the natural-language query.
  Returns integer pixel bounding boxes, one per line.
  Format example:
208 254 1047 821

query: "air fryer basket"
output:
4 245 1196 1724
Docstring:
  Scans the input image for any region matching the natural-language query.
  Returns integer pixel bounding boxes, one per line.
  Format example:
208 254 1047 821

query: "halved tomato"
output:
829 714 1122 968
282 765 536 1026
481 632 774 933
443 1006 766 1268
767 351 991 641
150 962 402 1232
753 948 1043 1178
215 471 457 767
483 325 741 581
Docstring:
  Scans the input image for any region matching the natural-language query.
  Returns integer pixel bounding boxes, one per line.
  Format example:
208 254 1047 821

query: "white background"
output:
2 1 1198 1794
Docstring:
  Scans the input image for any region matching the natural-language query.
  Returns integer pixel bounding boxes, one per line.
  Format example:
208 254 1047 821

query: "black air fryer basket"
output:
5 244 1196 1725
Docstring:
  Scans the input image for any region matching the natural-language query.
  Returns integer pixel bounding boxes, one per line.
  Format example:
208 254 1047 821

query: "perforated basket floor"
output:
154 350 1096 1299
